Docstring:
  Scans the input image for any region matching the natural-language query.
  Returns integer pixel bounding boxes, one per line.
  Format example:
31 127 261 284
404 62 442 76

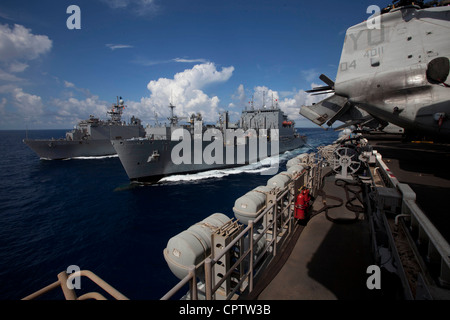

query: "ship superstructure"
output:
24 97 146 159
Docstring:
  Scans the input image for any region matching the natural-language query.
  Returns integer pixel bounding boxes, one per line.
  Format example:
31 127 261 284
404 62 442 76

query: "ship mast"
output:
168 103 178 126
108 96 125 123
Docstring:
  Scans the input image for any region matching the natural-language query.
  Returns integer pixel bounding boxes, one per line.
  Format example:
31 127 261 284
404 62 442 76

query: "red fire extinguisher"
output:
295 188 311 220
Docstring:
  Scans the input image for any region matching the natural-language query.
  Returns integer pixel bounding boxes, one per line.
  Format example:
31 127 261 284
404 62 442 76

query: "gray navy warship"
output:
112 102 307 183
23 97 146 160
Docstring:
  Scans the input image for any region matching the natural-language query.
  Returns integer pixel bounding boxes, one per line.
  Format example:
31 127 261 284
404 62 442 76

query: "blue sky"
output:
0 0 389 129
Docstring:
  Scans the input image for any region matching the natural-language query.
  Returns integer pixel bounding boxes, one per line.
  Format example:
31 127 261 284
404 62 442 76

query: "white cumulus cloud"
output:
0 23 52 125
0 24 52 62
128 63 234 123
0 86 45 127
50 96 109 125
12 87 44 116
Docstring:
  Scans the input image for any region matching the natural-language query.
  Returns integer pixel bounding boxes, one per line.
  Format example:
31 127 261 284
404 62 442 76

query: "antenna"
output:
154 110 160 126
169 103 175 118
168 102 177 126
263 91 265 109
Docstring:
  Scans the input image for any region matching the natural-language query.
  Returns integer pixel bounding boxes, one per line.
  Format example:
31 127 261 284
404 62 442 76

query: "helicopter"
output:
300 0 450 139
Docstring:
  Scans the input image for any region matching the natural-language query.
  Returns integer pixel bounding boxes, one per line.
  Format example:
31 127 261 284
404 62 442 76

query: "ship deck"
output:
249 134 450 300
252 172 380 300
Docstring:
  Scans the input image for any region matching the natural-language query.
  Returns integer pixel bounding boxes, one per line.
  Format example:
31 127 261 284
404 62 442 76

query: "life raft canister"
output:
294 188 311 220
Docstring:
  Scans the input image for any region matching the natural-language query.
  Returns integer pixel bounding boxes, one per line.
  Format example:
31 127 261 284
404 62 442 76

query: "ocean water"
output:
0 128 339 300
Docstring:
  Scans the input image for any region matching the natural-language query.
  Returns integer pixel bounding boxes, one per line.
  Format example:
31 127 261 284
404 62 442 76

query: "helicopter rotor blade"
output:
319 74 335 88
305 85 333 93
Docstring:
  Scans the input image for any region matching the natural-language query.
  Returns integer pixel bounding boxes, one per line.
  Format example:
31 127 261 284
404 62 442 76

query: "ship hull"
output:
24 121 146 160
112 135 306 183
23 139 117 160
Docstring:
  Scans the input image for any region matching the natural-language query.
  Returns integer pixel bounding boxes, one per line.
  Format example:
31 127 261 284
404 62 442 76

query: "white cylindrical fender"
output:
164 213 231 280
286 157 301 170
233 189 266 225
267 171 291 189
287 164 305 177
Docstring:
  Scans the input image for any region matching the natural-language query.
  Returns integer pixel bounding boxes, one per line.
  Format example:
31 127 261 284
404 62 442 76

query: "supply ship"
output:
111 102 306 183
23 97 145 160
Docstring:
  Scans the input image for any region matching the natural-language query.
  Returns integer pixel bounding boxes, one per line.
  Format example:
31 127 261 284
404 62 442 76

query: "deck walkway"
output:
255 174 378 300
243 135 450 300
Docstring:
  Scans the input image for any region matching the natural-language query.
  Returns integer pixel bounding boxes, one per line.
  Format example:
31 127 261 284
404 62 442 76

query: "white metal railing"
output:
22 270 129 300
160 162 319 300
160 190 292 300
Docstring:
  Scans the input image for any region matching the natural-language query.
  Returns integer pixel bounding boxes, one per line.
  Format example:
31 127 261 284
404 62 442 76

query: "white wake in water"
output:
159 146 311 184
63 154 119 160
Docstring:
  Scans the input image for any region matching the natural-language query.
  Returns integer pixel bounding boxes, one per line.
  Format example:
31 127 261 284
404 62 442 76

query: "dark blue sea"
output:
0 128 339 300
